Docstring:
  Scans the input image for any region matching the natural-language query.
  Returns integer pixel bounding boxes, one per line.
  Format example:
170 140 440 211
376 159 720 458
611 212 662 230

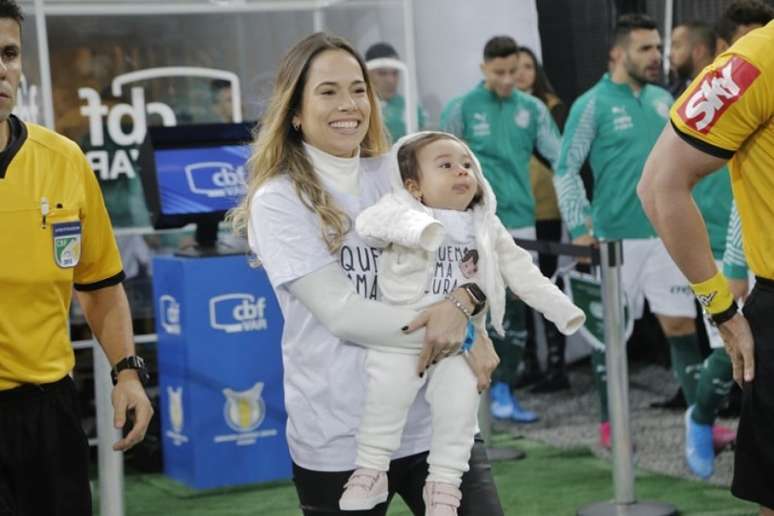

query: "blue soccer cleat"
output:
685 405 714 479
511 392 539 423
490 382 515 419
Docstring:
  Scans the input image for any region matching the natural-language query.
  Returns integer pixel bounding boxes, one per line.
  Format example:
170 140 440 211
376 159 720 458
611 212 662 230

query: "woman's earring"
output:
292 121 301 131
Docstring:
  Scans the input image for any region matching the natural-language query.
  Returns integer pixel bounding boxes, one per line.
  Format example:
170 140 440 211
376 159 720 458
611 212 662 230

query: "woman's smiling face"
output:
294 49 371 157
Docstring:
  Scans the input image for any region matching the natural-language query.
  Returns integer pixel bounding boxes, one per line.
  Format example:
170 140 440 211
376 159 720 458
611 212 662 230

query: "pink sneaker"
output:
423 481 461 516
712 425 736 452
339 468 388 511
599 421 611 449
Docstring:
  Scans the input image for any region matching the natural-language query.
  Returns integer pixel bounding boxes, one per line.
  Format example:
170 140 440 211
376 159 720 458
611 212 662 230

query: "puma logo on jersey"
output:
677 56 760 133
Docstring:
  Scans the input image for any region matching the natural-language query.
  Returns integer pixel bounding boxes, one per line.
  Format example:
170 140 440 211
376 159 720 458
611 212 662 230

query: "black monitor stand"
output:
174 220 248 257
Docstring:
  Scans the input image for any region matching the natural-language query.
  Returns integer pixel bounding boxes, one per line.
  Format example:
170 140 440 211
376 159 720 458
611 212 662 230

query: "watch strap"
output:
710 299 739 327
111 356 149 385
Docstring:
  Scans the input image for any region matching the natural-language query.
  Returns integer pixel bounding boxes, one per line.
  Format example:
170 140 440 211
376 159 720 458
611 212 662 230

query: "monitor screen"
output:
154 144 250 216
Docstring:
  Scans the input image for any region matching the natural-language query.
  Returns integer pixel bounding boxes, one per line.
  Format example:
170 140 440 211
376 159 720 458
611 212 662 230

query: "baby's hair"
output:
397 133 484 208
462 249 479 264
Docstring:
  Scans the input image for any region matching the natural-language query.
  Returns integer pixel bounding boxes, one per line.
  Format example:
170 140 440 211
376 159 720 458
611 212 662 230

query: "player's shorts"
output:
621 238 696 320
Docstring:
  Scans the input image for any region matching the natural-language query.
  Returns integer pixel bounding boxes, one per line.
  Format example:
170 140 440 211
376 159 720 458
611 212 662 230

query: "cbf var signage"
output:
79 67 242 181
210 294 268 333
152 255 290 489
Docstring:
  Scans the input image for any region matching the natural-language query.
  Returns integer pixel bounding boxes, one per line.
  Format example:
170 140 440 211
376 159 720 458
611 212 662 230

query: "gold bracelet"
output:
444 293 472 320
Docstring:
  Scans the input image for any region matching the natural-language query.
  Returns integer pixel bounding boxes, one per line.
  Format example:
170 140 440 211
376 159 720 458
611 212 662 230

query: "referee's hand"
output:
719 312 755 386
111 373 154 451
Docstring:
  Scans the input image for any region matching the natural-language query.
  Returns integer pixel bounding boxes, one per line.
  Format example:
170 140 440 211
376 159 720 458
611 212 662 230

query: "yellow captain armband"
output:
690 271 734 315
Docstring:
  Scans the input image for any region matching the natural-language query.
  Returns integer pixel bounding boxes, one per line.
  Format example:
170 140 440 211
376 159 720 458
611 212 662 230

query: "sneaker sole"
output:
339 491 389 511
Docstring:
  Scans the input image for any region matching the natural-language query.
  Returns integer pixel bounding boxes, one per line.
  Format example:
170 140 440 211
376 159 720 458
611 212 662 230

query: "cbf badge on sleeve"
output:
52 221 82 268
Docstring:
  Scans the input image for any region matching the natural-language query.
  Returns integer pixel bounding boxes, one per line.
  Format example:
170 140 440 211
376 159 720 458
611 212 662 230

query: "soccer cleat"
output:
423 481 461 516
712 424 736 452
339 468 389 511
511 392 539 423
685 406 714 480
490 381 515 419
599 421 611 449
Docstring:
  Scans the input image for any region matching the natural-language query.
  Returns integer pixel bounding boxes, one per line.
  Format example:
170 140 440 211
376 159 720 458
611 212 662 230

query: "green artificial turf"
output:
96 437 756 516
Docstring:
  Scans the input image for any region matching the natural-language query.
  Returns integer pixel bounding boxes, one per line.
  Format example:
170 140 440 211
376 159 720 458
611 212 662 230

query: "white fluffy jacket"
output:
355 131 585 336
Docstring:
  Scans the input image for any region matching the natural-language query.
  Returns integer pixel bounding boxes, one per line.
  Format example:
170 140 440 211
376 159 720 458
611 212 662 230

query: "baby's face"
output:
414 139 478 211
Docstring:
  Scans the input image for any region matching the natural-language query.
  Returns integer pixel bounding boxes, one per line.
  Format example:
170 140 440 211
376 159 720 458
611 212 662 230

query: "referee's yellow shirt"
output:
0 117 124 390
671 20 774 280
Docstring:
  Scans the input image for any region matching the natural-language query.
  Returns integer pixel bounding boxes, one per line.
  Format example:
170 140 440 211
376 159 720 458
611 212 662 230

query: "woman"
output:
514 46 571 394
230 32 504 516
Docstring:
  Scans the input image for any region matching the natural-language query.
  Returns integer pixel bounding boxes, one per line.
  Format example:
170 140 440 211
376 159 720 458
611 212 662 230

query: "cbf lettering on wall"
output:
78 67 242 181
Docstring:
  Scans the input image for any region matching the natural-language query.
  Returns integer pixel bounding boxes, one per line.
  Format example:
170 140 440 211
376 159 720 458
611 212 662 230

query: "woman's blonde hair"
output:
229 32 389 254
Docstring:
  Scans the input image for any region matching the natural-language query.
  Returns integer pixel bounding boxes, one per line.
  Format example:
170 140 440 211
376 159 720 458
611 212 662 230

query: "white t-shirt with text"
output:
249 155 433 471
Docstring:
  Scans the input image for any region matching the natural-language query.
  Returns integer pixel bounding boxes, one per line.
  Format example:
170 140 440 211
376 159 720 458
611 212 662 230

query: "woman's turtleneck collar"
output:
303 142 360 197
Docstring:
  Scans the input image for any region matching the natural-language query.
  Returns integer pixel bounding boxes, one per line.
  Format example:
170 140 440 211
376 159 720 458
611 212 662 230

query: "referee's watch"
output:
111 355 150 386
459 283 487 316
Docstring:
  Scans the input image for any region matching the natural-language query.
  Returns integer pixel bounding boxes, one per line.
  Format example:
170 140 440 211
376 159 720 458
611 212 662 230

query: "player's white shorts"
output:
622 238 696 320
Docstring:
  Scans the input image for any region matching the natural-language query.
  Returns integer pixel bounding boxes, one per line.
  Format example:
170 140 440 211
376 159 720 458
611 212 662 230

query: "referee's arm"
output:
638 122 754 385
638 122 726 284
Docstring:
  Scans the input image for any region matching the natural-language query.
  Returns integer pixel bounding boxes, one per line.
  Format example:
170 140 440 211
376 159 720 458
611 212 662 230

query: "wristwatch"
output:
459 283 487 316
111 355 150 386
710 300 739 327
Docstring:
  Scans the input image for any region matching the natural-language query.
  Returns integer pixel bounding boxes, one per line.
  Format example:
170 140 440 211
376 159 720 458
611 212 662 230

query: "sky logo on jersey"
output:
185 162 247 198
159 294 181 335
209 294 268 333
677 56 760 133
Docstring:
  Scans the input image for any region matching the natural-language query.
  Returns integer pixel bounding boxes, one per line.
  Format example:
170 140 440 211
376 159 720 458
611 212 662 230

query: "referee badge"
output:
52 220 82 268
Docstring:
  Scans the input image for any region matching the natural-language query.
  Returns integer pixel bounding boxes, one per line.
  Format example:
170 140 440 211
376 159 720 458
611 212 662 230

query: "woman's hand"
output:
404 288 474 375
464 331 500 393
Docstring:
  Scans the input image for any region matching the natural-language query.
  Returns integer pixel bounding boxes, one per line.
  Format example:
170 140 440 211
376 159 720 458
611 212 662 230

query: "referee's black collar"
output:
0 114 28 180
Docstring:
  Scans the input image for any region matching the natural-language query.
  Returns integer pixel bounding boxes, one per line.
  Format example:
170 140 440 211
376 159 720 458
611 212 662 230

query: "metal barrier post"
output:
602 241 635 503
577 241 675 516
94 344 125 516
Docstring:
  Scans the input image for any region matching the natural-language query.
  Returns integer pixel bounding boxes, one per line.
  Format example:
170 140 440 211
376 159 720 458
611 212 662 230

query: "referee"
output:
0 2 152 515
639 20 774 514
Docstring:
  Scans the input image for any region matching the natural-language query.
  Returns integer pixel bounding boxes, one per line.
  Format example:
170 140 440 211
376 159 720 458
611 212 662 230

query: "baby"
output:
340 132 585 515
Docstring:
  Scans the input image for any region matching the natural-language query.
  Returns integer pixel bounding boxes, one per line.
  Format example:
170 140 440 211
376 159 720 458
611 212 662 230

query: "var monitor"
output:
138 123 255 254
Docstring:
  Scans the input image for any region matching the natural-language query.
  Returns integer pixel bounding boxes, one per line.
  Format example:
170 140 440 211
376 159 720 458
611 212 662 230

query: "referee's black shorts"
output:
732 276 774 509
0 375 92 516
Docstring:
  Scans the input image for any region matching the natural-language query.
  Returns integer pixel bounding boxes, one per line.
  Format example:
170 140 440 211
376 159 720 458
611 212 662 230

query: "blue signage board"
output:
153 255 290 489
